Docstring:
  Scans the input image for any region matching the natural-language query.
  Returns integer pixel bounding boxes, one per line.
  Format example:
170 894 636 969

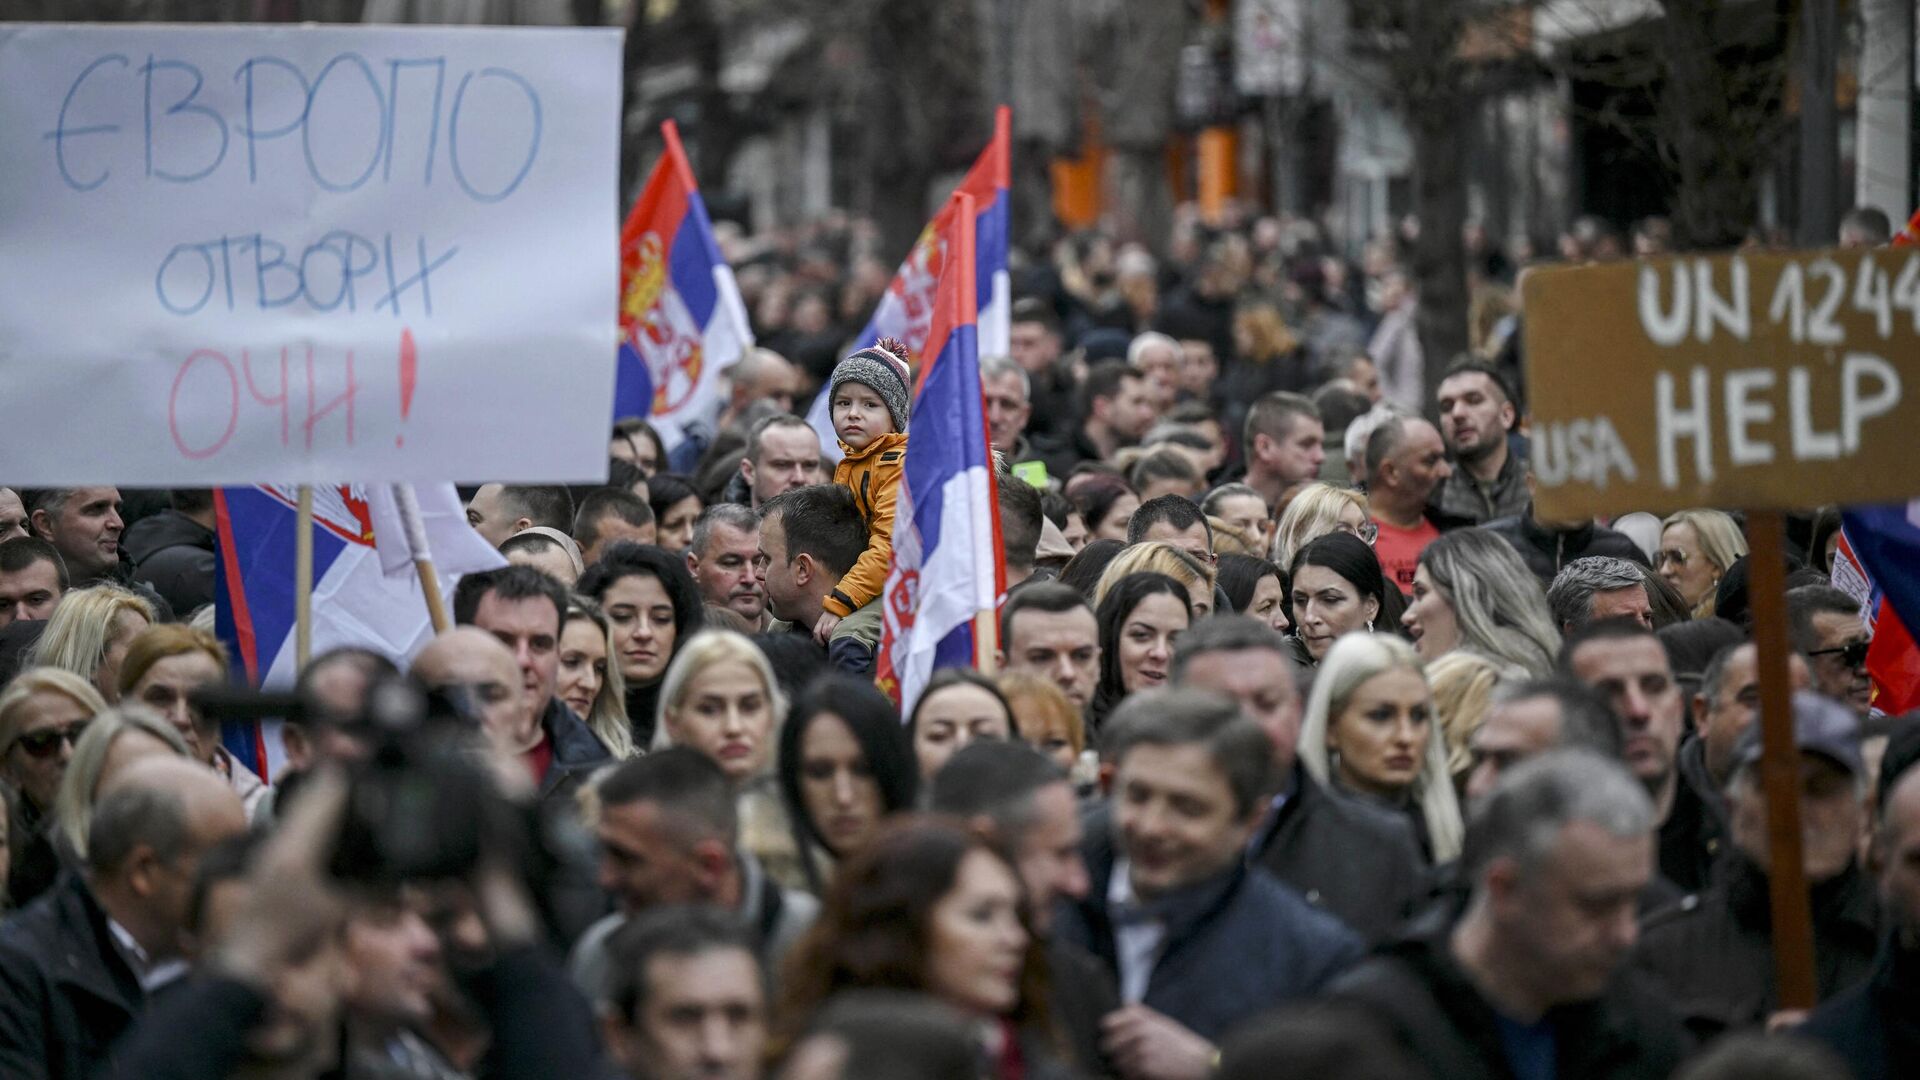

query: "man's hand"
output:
812 611 842 644
210 770 349 988
1100 1005 1215 1080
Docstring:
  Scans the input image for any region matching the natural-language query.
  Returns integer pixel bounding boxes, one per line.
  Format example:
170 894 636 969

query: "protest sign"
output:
1523 248 1920 520
0 24 622 485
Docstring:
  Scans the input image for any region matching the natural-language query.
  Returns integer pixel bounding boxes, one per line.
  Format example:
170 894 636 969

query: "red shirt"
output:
521 734 554 786
1372 516 1439 596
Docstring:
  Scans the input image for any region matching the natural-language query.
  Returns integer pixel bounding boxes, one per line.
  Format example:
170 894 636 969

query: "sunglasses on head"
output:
9 720 90 759
1809 640 1870 668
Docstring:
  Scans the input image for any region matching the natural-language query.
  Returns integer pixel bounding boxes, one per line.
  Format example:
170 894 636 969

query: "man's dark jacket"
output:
538 697 614 807
1633 855 1880 1042
1048 937 1121 1078
123 510 216 616
1251 763 1426 943
1483 506 1649 586
0 872 145 1080
1055 807 1364 1042
1659 739 1727 895
1798 941 1920 1080
1332 913 1687 1080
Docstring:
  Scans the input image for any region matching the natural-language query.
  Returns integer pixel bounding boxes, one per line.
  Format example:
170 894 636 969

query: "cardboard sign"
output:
0 24 621 485
1523 248 1920 518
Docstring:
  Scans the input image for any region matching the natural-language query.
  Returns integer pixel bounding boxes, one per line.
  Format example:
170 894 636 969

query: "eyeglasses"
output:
9 720 90 759
1656 548 1690 568
1335 521 1379 545
1808 640 1870 668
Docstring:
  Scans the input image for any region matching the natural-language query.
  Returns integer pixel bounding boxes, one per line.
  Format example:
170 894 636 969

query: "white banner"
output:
0 24 621 485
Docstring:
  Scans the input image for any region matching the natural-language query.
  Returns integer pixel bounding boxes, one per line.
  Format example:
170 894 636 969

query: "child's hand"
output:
813 612 843 644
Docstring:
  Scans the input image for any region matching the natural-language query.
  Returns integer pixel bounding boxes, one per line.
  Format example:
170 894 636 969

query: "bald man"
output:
0 756 245 1080
411 627 533 755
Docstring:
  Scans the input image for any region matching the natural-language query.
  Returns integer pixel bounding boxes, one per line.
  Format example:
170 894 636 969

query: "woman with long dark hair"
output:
777 673 918 893
578 543 706 749
1087 572 1192 734
1286 533 1399 668
779 817 1061 1080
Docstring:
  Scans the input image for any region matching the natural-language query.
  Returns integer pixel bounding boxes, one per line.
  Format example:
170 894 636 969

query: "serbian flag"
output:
811 107 1012 463
213 484 504 780
1836 504 1920 713
875 191 1005 713
616 121 754 450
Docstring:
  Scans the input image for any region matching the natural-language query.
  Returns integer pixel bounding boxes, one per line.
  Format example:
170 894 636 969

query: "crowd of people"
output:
0 198 1913 1080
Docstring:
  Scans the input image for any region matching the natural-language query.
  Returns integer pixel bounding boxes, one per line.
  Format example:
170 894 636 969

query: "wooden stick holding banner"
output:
392 484 452 633
294 485 313 672
1523 244 1920 1011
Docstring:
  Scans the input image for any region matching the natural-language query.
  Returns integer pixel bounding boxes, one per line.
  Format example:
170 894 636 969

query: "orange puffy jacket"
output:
825 431 908 619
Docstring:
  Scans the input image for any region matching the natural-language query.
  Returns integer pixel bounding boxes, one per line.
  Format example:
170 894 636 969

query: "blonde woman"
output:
25 585 157 702
560 597 635 759
1300 633 1464 863
1658 509 1748 617
53 705 191 861
0 668 108 905
1425 651 1507 787
1271 482 1373 568
1092 541 1216 618
655 630 801 887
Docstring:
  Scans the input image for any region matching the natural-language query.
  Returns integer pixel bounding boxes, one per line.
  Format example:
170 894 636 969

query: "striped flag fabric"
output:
874 190 1005 714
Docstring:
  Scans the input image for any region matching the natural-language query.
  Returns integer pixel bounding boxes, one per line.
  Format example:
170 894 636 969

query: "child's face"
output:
832 382 893 451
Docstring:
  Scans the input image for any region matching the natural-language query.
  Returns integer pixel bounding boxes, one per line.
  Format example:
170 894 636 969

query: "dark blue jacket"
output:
1055 805 1364 1042
1799 942 1920 1080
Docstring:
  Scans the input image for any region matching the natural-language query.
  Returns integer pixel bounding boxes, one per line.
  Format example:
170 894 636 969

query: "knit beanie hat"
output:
828 337 913 434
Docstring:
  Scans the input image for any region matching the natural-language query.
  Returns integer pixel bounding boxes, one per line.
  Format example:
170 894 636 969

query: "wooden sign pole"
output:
1746 509 1818 1010
294 485 314 673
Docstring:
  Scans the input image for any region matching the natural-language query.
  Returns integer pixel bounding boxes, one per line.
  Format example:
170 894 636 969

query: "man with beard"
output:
1430 364 1528 527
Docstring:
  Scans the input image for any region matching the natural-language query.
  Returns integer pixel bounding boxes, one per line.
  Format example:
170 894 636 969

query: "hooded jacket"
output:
826 430 907 619
122 509 215 616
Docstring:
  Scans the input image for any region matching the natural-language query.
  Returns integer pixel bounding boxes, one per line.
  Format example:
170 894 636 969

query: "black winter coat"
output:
1482 507 1649 587
0 873 146 1080
1632 855 1881 1042
1251 764 1426 943
1331 914 1688 1080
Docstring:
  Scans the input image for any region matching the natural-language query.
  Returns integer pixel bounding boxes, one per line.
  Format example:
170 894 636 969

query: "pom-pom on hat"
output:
829 337 913 434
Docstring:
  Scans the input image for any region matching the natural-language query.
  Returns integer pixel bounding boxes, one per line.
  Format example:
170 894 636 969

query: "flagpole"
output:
294 486 313 671
393 484 452 633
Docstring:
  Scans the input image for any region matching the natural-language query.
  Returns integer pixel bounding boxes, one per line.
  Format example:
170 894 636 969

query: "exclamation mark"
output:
396 327 416 447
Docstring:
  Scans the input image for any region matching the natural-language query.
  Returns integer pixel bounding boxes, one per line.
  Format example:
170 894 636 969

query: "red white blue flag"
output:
1837 504 1920 713
875 191 1005 713
213 484 502 779
616 121 754 450
811 108 1012 462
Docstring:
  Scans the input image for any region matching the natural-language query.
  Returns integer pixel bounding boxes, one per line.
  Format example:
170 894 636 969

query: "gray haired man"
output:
1334 750 1687 1080
1548 557 1654 633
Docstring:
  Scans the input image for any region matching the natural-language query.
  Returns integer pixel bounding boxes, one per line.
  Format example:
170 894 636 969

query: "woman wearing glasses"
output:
0 668 107 908
1657 510 1748 618
1270 482 1376 568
